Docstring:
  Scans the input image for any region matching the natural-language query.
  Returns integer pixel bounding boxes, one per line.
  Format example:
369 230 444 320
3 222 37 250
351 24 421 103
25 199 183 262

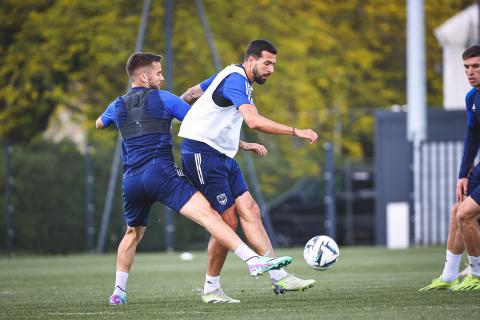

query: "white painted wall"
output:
435 4 478 110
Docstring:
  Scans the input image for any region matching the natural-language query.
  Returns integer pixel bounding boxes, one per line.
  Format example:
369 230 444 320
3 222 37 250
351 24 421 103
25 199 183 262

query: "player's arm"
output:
223 74 318 144
457 125 480 201
239 140 267 156
456 97 480 201
95 99 117 129
162 91 191 121
95 116 105 129
239 104 318 144
180 84 204 104
180 74 217 104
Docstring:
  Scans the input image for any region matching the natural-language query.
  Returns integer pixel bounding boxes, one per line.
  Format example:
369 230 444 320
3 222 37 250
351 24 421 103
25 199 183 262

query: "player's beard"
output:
252 65 268 85
147 80 161 89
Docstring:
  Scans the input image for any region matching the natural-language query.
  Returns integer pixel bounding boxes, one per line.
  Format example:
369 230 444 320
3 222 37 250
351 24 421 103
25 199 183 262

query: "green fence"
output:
0 139 209 254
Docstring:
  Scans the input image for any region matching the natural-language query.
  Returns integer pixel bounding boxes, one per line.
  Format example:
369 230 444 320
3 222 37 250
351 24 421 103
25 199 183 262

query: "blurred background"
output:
0 0 476 255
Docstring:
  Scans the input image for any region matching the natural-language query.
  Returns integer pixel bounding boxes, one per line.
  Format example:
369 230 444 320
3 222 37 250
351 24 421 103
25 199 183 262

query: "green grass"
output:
0 247 479 319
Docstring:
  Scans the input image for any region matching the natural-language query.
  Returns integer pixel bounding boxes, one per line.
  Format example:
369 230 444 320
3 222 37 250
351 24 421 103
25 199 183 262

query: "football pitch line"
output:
0 246 478 319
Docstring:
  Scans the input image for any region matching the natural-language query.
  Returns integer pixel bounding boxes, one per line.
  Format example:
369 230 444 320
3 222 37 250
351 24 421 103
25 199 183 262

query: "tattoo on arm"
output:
180 85 204 104
239 140 246 149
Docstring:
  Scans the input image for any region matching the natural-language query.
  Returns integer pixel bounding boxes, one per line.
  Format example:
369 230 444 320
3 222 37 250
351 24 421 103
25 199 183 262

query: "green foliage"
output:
0 1 474 243
0 0 140 142
1 0 467 144
0 138 209 253
0 140 107 253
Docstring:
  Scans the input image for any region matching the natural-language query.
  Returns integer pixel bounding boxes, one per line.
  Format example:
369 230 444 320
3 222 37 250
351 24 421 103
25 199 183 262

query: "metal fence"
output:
415 140 464 245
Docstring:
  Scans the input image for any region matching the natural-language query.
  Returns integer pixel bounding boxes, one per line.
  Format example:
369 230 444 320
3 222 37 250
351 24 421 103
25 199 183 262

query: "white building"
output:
435 4 478 110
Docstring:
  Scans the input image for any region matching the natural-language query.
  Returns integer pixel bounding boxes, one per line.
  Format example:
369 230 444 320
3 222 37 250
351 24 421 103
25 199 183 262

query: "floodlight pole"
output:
407 0 427 245
194 0 277 247
85 143 94 253
478 0 480 43
97 0 152 254
5 142 14 256
163 0 175 252
324 142 336 239
344 160 354 245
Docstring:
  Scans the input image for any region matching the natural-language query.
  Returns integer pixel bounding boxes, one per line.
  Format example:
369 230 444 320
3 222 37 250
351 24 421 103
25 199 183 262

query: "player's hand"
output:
456 178 468 202
241 142 268 156
294 128 318 144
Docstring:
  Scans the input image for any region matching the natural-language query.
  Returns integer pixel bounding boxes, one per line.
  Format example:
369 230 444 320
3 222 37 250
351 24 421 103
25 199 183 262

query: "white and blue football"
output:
303 235 339 271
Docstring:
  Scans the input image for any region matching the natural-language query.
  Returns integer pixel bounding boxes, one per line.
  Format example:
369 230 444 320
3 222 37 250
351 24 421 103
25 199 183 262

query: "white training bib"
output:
179 65 250 158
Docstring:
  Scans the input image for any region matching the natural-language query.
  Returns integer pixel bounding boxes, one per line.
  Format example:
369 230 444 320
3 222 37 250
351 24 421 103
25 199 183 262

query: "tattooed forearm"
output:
180 85 204 104
239 140 246 149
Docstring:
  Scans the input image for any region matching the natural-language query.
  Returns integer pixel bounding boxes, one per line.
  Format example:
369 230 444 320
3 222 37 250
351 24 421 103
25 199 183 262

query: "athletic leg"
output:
180 154 294 298
109 226 146 305
206 206 238 278
235 191 273 256
235 191 315 293
110 173 150 305
117 226 146 272
179 192 292 274
181 152 244 302
180 192 244 251
457 197 480 257
440 203 464 283
420 203 463 291
202 206 240 303
447 202 465 254
453 197 480 290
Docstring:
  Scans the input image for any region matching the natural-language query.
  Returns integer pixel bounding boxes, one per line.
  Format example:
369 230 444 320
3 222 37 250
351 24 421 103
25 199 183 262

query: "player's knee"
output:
456 205 475 227
197 205 222 225
221 207 238 230
451 202 461 215
250 202 261 219
450 205 459 222
225 215 238 230
126 226 145 243
239 202 261 224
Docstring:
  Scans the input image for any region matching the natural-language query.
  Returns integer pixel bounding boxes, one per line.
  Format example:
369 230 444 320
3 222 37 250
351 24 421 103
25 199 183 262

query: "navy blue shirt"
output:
459 87 480 178
101 87 190 176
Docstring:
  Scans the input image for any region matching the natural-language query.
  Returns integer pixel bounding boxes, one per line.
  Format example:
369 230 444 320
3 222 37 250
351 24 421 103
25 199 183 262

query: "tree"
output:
0 0 471 197
0 0 142 142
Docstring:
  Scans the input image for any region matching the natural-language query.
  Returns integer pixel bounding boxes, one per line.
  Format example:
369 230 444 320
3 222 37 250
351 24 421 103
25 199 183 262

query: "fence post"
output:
344 160 354 245
163 0 175 252
324 142 336 239
5 142 14 256
85 144 95 253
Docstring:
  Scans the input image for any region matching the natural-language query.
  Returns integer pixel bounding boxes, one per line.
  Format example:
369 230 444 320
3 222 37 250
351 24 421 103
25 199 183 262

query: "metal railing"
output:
415 140 464 245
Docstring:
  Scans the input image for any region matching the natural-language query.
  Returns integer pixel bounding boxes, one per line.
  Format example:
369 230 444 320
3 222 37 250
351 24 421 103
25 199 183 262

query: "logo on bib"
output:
473 104 477 112
216 193 227 205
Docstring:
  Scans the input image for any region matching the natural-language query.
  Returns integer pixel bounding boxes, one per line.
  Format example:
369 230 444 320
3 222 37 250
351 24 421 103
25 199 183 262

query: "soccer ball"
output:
303 235 339 270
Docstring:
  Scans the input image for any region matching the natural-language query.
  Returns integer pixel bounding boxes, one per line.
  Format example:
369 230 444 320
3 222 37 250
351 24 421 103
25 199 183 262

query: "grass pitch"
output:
0 246 479 319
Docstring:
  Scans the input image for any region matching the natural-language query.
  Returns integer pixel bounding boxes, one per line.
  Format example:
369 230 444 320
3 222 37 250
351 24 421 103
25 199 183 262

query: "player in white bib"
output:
179 40 319 303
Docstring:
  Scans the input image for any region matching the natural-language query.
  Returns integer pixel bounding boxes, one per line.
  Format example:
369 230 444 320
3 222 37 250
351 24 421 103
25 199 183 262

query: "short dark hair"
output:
126 52 162 78
244 39 277 61
463 45 480 60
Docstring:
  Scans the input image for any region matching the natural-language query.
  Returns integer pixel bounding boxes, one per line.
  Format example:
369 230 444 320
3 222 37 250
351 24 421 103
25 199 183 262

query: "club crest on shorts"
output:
216 193 227 205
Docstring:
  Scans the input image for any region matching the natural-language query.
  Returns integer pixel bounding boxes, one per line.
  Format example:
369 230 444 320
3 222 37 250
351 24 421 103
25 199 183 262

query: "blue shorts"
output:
468 173 480 205
181 152 248 214
122 161 196 227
